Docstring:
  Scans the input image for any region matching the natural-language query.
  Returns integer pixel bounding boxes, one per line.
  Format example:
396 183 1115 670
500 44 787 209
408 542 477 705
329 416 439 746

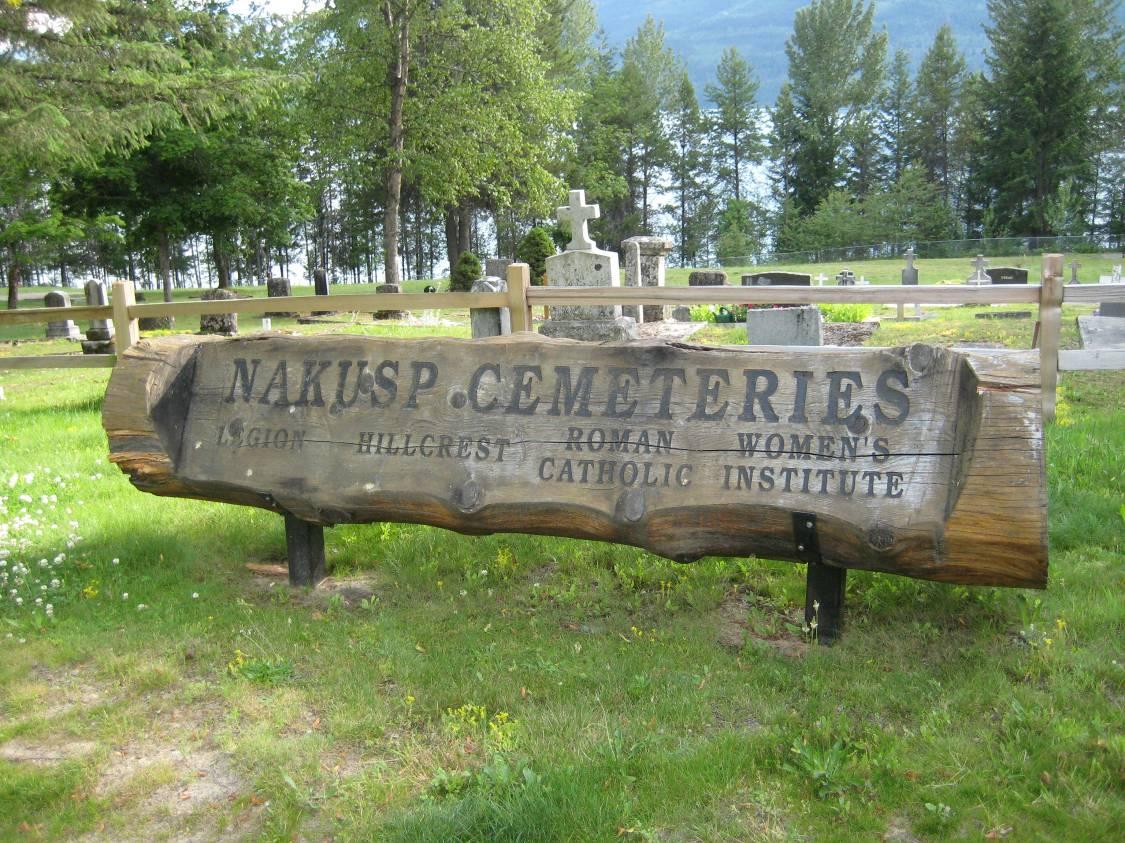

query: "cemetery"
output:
1 0 1124 840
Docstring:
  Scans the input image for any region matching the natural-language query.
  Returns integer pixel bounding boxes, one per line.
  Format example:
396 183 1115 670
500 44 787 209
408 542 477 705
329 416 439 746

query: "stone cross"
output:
972 255 987 278
557 189 599 252
1069 260 1080 284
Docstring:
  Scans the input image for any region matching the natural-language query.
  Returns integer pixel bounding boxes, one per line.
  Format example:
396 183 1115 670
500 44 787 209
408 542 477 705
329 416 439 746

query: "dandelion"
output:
459 589 468 597
111 558 120 565
136 603 147 610
122 592 129 599
192 592 199 599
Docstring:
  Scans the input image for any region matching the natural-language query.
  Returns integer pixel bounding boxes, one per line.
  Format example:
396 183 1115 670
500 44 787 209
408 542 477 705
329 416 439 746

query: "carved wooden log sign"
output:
103 334 1047 588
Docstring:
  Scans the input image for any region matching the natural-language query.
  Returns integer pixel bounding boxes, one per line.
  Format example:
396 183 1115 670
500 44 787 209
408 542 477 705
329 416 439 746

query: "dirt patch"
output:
79 741 255 843
0 737 97 766
3 664 112 724
714 592 807 659
313 574 382 606
883 817 922 842
823 321 877 346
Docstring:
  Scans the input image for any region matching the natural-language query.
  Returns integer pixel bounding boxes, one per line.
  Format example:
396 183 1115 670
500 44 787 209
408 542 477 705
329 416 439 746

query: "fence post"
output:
111 280 139 356
1039 253 1064 422
506 262 533 333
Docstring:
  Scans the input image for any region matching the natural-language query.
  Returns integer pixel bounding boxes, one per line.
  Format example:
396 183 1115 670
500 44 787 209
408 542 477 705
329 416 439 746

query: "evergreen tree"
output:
911 25 967 206
774 0 886 216
705 47 763 203
0 0 277 307
515 227 556 285
666 73 713 266
980 0 1123 235
618 17 680 234
880 50 914 184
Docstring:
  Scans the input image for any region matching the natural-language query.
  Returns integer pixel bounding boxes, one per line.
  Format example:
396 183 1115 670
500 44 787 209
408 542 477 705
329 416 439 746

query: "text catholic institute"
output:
221 357 915 427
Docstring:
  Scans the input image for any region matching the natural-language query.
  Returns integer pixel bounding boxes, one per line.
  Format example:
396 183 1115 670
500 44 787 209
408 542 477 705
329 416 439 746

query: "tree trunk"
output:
212 236 231 289
383 3 410 287
158 230 173 303
5 245 21 310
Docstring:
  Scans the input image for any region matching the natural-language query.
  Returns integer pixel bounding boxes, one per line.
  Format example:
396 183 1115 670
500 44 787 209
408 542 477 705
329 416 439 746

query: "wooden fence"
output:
2 255 1123 422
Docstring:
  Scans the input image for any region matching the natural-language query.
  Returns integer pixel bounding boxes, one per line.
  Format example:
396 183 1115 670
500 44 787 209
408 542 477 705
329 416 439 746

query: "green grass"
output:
666 252 1123 286
0 313 1122 841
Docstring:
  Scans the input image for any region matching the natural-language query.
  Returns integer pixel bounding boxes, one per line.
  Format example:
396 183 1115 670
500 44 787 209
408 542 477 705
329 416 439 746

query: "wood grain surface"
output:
103 334 1047 587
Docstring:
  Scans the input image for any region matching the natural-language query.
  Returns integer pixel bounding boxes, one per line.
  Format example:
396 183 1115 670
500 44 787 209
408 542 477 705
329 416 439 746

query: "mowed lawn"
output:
0 307 1122 841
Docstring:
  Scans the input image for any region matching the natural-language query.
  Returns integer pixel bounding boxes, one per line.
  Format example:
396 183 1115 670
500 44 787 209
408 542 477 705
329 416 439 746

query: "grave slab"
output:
746 305 822 346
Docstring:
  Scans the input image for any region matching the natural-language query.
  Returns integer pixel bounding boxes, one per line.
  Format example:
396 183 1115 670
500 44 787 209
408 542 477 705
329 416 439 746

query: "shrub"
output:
817 302 873 323
450 251 482 292
515 227 555 286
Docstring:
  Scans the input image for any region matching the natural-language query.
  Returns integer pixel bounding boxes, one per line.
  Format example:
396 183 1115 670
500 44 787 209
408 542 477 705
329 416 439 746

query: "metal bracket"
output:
284 514 326 587
793 512 846 645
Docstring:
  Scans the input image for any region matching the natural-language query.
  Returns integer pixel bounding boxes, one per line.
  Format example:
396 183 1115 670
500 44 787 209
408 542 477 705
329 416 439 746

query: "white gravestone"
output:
967 254 990 285
539 190 638 342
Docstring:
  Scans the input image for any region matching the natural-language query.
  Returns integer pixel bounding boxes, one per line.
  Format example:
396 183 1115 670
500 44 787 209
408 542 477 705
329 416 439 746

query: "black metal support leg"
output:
804 561 846 645
284 514 326 586
793 512 846 645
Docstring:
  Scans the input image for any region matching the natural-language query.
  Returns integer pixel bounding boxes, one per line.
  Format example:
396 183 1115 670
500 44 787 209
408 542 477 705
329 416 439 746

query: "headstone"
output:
966 255 990 285
43 292 81 340
623 235 674 323
741 271 812 287
1098 265 1124 316
1068 260 1080 285
688 270 727 286
901 248 919 286
470 277 511 338
621 239 642 322
373 284 407 320
80 281 115 353
199 288 239 334
266 276 296 318
538 189 638 342
485 258 512 281
313 268 332 315
985 266 1029 285
746 305 822 346
835 269 856 286
816 273 827 286
134 291 174 331
671 305 693 322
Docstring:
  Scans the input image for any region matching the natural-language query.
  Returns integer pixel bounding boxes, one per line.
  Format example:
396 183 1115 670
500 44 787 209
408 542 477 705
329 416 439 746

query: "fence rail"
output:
2 257 1123 422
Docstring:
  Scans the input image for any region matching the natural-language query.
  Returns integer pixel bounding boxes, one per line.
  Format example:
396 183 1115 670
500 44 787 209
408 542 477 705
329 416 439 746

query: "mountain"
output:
594 1 992 101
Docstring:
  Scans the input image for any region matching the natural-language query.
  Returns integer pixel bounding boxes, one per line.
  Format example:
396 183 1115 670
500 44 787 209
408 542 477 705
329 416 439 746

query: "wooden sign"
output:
103 334 1047 588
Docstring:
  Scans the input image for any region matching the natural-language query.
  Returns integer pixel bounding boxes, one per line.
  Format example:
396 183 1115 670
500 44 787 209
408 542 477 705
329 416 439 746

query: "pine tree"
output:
0 0 278 307
666 73 713 266
705 47 763 203
880 50 914 184
776 0 886 216
980 0 1123 235
911 25 967 207
618 17 680 234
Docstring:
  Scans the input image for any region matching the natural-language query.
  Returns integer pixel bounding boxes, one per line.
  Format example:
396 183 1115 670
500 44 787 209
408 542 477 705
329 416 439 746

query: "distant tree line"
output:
1 0 1122 304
